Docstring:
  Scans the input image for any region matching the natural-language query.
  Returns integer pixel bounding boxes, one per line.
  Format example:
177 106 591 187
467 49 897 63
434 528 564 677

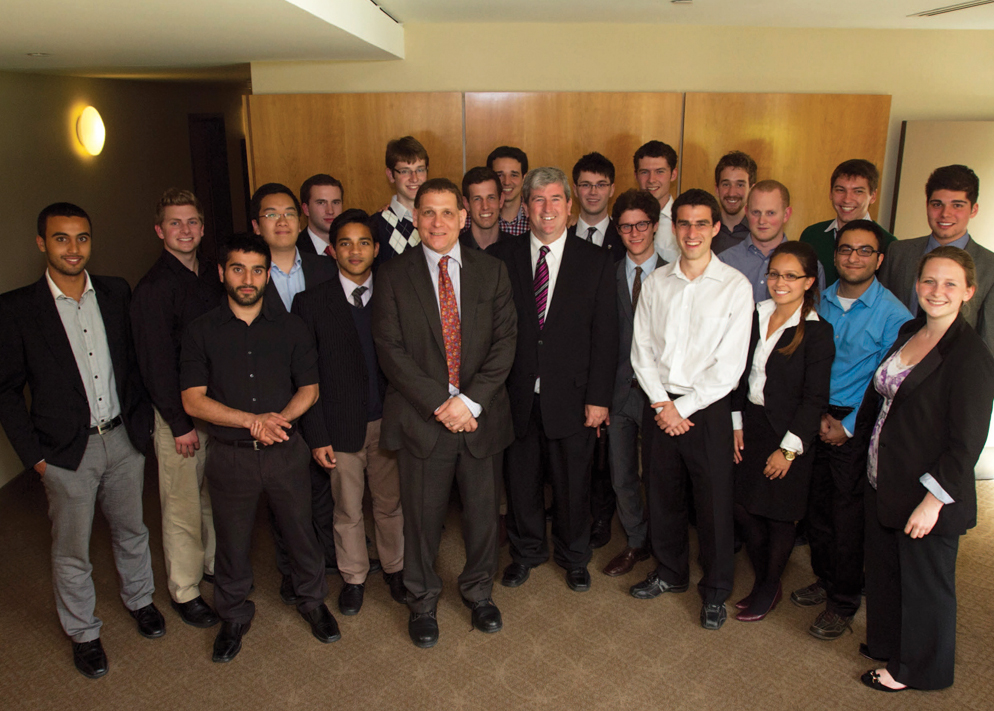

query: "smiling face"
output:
916 256 975 321
302 185 343 238
831 175 877 226
716 167 751 219
834 228 883 288
927 189 978 244
492 157 524 204
387 159 428 204
674 204 719 262
253 192 300 251
525 181 572 243
37 215 92 277
221 249 269 307
155 204 203 258
414 189 466 255
464 179 503 230
617 208 656 261
636 156 678 205
746 188 791 245
575 170 615 218
334 222 377 284
766 253 815 308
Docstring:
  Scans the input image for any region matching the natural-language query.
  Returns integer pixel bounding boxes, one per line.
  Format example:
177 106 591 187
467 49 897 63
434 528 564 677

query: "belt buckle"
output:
252 440 263 451
96 419 114 435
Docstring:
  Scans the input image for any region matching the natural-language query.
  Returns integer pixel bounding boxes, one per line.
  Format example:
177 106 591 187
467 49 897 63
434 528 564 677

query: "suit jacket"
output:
372 246 517 459
488 234 619 440
568 220 625 263
852 315 994 536
730 311 834 447
878 235 994 352
271 252 338 313
296 228 321 256
611 253 665 414
295 278 387 453
0 275 153 470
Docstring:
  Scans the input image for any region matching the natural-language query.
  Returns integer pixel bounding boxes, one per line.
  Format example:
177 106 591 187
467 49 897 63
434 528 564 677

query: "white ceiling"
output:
3 0 993 79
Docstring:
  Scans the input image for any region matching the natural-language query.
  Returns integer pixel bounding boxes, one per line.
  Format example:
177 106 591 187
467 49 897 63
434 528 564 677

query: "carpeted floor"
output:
1 459 993 710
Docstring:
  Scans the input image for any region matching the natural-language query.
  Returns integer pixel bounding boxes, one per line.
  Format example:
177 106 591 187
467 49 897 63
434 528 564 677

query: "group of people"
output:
1 133 992 696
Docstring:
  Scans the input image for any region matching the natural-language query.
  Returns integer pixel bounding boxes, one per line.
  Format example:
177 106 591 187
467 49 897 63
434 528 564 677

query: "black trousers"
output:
397 429 499 613
505 395 596 570
270 459 337 576
806 437 864 616
864 484 959 690
206 434 328 623
641 396 734 605
590 430 616 524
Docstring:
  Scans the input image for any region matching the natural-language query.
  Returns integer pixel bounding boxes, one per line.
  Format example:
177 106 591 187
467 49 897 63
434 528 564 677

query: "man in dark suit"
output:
489 167 618 593
0 202 161 679
250 183 340 602
878 164 994 352
296 209 406 617
297 173 344 256
372 178 517 648
602 189 665 577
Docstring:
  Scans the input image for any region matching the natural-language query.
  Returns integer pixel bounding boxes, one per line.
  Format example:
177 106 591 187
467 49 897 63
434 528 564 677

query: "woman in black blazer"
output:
731 241 834 622
855 246 994 692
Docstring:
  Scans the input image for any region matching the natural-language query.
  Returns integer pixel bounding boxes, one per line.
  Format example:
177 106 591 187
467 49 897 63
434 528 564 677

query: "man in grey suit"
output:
602 190 667 577
372 178 517 648
879 164 994 351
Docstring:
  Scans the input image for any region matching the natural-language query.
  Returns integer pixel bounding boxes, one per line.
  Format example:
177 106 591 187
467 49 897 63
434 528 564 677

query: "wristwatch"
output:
780 448 796 461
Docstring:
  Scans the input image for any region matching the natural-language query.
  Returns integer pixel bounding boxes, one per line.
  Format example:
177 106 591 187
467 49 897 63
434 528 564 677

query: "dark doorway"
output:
188 114 234 264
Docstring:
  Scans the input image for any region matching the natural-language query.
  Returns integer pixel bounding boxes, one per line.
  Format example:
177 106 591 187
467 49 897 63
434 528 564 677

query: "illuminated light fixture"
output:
76 106 105 156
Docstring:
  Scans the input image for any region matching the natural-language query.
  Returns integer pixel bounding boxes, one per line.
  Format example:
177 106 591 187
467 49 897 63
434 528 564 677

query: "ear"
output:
217 264 224 282
302 203 311 218
963 284 977 302
373 242 380 258
154 224 165 241
971 202 980 219
608 184 616 199
385 167 396 186
868 190 878 207
36 235 47 254
459 208 467 231
783 206 793 223
463 196 471 212
251 219 261 235
498 191 506 209
670 168 679 185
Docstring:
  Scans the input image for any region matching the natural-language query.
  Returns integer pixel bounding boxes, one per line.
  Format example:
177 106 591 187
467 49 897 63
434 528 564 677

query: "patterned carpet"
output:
2 460 993 710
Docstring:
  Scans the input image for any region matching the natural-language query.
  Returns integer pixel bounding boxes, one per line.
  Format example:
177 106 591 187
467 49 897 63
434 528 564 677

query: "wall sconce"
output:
76 106 105 156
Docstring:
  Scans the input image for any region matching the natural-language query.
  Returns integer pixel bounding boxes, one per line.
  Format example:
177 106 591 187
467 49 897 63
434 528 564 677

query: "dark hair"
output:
926 164 979 205
461 166 502 200
300 174 344 205
330 209 372 245
671 189 720 226
486 146 529 175
250 183 300 219
633 140 678 173
612 189 661 224
831 159 880 194
386 136 429 170
220 233 271 271
414 178 463 210
572 152 615 184
750 179 791 207
714 151 757 187
38 202 90 237
918 245 977 292
768 241 820 357
835 218 883 251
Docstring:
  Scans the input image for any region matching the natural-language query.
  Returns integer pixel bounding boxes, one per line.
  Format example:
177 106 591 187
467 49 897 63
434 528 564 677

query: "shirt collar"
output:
270 249 302 277
660 194 675 222
422 240 463 270
530 230 568 262
756 297 820 325
824 276 884 310
926 232 970 252
46 269 93 301
826 214 871 232
390 195 414 223
339 270 372 302
626 252 659 277
577 215 610 235
672 253 725 283
745 234 787 256
307 225 330 247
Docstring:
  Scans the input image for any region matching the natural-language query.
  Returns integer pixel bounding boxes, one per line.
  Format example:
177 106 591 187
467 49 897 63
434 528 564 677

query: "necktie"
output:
351 286 367 308
324 244 335 257
586 226 597 243
438 256 461 389
534 246 550 329
632 266 643 311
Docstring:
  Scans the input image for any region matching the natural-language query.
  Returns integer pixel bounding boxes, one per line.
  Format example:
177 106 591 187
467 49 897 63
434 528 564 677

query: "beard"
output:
225 279 266 306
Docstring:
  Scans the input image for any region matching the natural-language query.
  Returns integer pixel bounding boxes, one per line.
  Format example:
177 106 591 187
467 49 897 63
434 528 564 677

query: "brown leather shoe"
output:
601 546 650 577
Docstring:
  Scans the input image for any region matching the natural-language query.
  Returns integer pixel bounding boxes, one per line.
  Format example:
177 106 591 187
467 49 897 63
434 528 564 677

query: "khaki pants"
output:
330 419 403 584
153 408 216 603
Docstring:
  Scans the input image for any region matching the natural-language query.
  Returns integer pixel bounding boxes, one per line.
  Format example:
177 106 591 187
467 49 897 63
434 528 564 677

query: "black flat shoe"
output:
279 574 300 605
212 621 250 663
408 609 438 648
462 597 503 633
629 571 689 599
171 596 220 628
338 583 364 616
566 567 591 592
301 603 341 643
72 639 108 679
129 603 166 638
500 562 532 587
860 670 907 693
384 570 408 604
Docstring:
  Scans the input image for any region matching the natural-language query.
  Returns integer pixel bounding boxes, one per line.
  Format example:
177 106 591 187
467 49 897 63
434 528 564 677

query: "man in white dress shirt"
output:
634 140 680 264
297 174 344 256
629 188 754 630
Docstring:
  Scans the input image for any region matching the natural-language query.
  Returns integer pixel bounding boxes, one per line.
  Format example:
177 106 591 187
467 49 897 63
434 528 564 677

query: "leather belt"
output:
827 405 854 420
213 430 295 451
86 416 122 436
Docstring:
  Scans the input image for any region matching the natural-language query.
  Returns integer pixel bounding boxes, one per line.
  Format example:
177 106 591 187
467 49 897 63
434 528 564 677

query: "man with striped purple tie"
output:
487 167 619 594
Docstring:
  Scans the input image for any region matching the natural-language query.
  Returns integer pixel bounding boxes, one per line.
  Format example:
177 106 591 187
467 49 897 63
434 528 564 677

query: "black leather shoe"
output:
129 603 166 638
301 603 341 643
701 603 728 630
279 574 300 605
212 621 250 663
171 596 220 628
500 562 532 588
368 558 382 574
462 597 503 633
566 567 591 592
629 571 689 599
72 639 108 679
384 570 408 604
408 609 439 648
338 583 364 616
589 518 612 549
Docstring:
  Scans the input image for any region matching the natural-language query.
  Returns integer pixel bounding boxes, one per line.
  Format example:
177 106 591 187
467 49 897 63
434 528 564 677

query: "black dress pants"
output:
270 459 337 576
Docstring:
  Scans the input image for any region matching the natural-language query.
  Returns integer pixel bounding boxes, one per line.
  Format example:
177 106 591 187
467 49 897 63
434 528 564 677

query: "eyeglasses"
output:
617 221 653 235
577 181 612 191
259 210 299 221
765 271 807 283
392 167 428 178
836 244 880 257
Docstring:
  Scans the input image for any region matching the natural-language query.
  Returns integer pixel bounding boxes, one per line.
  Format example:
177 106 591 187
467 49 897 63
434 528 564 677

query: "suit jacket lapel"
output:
327 283 363 352
407 253 446 356
544 236 576 328
890 317 966 411
460 251 480 357
513 237 540 332
616 259 633 321
32 277 87 397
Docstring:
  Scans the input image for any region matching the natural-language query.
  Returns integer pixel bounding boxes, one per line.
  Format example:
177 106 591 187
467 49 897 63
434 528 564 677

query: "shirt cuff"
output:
842 424 853 438
920 473 954 504
456 393 482 419
780 431 804 456
731 411 743 430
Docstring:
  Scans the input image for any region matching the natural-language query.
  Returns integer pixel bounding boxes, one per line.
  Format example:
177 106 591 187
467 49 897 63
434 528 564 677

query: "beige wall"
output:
251 23 994 230
0 71 248 488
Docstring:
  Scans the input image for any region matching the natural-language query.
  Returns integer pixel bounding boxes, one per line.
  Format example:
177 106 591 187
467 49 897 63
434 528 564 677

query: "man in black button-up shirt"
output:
131 189 223 630
180 235 339 662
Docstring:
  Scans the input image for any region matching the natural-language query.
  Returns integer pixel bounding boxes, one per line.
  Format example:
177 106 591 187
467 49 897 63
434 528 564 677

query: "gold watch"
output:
780 448 796 462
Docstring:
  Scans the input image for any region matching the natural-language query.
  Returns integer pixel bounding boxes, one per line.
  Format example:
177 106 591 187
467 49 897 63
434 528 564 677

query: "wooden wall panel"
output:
465 92 684 208
244 93 463 216
681 93 891 239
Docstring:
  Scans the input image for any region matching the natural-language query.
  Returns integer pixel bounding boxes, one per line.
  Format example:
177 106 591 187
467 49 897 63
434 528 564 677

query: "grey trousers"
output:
41 426 155 642
606 384 649 549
